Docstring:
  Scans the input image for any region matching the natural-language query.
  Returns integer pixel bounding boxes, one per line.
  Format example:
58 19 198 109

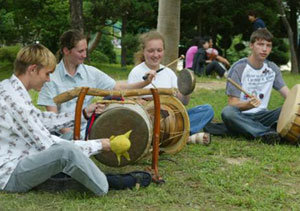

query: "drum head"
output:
177 68 196 96
90 104 152 167
144 95 190 154
277 84 300 142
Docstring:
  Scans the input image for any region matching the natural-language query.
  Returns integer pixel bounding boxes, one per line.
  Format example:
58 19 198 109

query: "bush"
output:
89 50 109 63
97 34 116 63
121 33 139 65
268 38 289 66
0 45 21 62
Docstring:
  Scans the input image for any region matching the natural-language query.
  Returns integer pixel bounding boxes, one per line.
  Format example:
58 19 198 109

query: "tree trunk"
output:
69 0 84 33
288 0 300 70
157 0 181 71
276 0 299 74
121 14 128 67
88 31 102 55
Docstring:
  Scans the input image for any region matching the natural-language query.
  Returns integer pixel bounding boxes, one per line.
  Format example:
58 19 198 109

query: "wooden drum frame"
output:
90 95 190 167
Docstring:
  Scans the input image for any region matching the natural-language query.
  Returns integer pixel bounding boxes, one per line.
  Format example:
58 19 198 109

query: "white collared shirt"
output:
37 60 116 137
0 75 104 190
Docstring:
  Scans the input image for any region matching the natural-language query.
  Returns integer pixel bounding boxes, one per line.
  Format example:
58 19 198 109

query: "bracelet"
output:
82 108 89 120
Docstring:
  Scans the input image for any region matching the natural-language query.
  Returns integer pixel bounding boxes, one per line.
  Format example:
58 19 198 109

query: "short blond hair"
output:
134 30 165 65
14 44 57 76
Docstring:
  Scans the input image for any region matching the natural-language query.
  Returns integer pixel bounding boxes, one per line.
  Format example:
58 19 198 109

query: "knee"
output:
54 141 83 162
221 105 239 121
203 104 214 118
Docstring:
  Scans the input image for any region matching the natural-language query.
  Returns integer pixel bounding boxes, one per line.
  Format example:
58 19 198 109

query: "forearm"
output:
43 105 74 132
177 92 190 105
114 80 150 90
228 96 256 111
228 100 253 111
279 86 289 99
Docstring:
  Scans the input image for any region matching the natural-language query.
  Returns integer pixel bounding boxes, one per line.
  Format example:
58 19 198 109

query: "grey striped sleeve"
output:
226 58 247 97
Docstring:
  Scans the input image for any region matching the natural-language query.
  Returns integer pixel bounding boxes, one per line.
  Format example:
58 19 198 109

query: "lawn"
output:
0 65 300 210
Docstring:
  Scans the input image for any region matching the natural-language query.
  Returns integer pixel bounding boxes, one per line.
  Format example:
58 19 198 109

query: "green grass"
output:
1 65 300 210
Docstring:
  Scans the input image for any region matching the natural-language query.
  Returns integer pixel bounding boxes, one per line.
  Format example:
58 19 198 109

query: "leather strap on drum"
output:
74 87 89 140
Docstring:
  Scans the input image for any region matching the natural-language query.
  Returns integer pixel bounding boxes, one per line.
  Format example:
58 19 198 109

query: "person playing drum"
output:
221 28 289 144
37 29 156 140
128 30 214 145
0 44 151 196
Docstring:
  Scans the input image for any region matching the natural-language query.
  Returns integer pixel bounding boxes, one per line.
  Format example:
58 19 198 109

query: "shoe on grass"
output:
260 131 281 145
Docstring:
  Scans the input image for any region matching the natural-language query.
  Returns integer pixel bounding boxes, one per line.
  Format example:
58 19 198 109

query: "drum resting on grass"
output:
90 95 190 167
277 84 300 144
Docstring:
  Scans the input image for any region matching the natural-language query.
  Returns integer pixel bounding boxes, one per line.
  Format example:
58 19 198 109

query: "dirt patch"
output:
195 81 226 91
225 157 250 165
117 80 226 91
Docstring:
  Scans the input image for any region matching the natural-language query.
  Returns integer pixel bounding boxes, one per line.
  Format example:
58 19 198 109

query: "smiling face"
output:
250 38 272 62
64 39 87 66
143 39 164 70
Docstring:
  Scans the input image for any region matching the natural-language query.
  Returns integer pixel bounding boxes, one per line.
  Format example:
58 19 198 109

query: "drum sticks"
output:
142 55 185 80
227 78 251 97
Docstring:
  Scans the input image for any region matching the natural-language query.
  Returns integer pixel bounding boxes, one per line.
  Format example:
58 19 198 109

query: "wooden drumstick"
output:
227 78 252 97
143 55 185 80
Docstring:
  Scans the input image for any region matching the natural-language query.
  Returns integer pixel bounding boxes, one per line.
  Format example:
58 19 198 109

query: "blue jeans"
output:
221 105 281 138
4 142 108 196
188 104 214 135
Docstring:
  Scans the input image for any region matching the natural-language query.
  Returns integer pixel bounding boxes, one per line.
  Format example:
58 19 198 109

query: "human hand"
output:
85 103 106 117
248 95 261 108
144 69 156 83
100 138 111 151
60 127 71 134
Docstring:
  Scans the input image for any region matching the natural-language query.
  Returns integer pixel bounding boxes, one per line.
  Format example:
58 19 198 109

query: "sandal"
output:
187 132 211 145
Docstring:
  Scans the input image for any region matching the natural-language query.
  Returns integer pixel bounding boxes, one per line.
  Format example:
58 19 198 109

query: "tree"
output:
69 0 84 32
277 0 299 73
157 0 181 70
0 0 69 52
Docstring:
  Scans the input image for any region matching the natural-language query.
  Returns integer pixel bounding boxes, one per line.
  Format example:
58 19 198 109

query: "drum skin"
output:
277 84 300 144
177 68 196 96
90 104 152 167
90 95 190 167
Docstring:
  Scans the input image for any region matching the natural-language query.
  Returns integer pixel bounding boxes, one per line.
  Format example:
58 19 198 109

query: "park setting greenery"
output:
1 0 300 210
0 65 300 210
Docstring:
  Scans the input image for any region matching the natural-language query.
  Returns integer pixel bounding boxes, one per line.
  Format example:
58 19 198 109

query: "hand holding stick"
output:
227 78 251 97
142 55 185 80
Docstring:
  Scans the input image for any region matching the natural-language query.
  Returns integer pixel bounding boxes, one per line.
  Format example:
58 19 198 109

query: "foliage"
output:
0 0 70 52
97 33 116 64
268 38 290 66
0 45 21 62
180 0 291 66
121 33 139 65
88 50 109 64
225 35 250 64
